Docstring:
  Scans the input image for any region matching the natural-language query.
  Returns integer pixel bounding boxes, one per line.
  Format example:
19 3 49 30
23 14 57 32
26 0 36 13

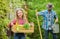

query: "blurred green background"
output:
0 0 60 39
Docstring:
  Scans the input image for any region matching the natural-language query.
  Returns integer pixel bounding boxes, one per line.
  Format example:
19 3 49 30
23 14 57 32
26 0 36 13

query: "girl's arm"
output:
8 19 16 28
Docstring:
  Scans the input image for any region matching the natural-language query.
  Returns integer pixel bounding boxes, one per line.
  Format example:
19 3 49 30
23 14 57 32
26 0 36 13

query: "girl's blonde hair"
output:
15 8 28 23
15 8 24 19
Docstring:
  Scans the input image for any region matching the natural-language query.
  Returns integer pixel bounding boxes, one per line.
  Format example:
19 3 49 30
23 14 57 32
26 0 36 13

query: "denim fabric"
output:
14 33 25 39
44 30 57 39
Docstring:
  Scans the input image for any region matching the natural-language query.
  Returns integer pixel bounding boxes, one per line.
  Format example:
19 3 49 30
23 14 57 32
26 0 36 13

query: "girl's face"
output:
17 10 23 18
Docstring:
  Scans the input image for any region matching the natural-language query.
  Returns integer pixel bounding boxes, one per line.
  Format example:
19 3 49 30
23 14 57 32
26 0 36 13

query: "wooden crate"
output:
12 25 34 33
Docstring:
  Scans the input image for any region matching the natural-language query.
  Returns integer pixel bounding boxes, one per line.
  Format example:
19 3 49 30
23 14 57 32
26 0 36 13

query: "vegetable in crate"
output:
16 25 20 31
24 23 30 29
16 25 23 31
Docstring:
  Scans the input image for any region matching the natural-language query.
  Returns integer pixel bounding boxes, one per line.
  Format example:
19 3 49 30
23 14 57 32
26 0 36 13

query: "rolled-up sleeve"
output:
38 11 45 16
54 12 58 19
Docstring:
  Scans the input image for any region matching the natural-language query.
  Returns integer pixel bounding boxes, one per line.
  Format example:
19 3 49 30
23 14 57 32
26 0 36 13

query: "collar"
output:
46 10 53 14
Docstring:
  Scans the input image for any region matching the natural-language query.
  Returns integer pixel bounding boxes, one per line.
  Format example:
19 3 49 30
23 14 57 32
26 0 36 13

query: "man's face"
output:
47 5 53 11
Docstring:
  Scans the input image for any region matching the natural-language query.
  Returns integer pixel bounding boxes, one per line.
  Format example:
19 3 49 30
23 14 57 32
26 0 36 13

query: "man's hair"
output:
46 3 54 8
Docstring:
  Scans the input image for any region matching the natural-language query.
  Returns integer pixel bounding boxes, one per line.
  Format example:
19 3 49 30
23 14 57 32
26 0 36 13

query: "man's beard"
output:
48 9 52 11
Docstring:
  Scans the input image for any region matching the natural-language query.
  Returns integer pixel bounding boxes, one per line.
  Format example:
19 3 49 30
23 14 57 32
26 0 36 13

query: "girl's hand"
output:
11 22 14 26
30 22 34 26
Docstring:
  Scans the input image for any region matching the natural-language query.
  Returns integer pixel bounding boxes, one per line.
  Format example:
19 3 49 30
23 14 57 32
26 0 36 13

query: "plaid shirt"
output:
38 10 58 30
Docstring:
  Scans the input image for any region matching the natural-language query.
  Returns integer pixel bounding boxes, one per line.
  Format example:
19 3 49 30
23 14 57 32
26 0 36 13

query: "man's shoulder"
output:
41 10 47 12
52 10 56 14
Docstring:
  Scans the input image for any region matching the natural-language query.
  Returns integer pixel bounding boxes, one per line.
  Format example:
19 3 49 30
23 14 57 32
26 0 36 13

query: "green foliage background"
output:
0 0 60 39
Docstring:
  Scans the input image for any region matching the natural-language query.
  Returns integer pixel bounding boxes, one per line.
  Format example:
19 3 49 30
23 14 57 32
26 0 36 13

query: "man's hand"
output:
36 12 39 16
55 18 58 23
35 9 39 16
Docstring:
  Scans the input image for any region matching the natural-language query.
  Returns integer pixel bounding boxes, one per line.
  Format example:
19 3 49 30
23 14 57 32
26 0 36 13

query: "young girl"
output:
8 8 34 39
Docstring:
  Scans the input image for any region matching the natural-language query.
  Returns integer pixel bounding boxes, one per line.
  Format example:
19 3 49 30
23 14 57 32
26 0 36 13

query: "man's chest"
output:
44 12 54 20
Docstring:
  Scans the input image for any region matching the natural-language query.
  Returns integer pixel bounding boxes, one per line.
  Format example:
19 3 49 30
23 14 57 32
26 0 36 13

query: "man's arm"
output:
36 10 45 16
55 18 58 23
54 12 58 23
